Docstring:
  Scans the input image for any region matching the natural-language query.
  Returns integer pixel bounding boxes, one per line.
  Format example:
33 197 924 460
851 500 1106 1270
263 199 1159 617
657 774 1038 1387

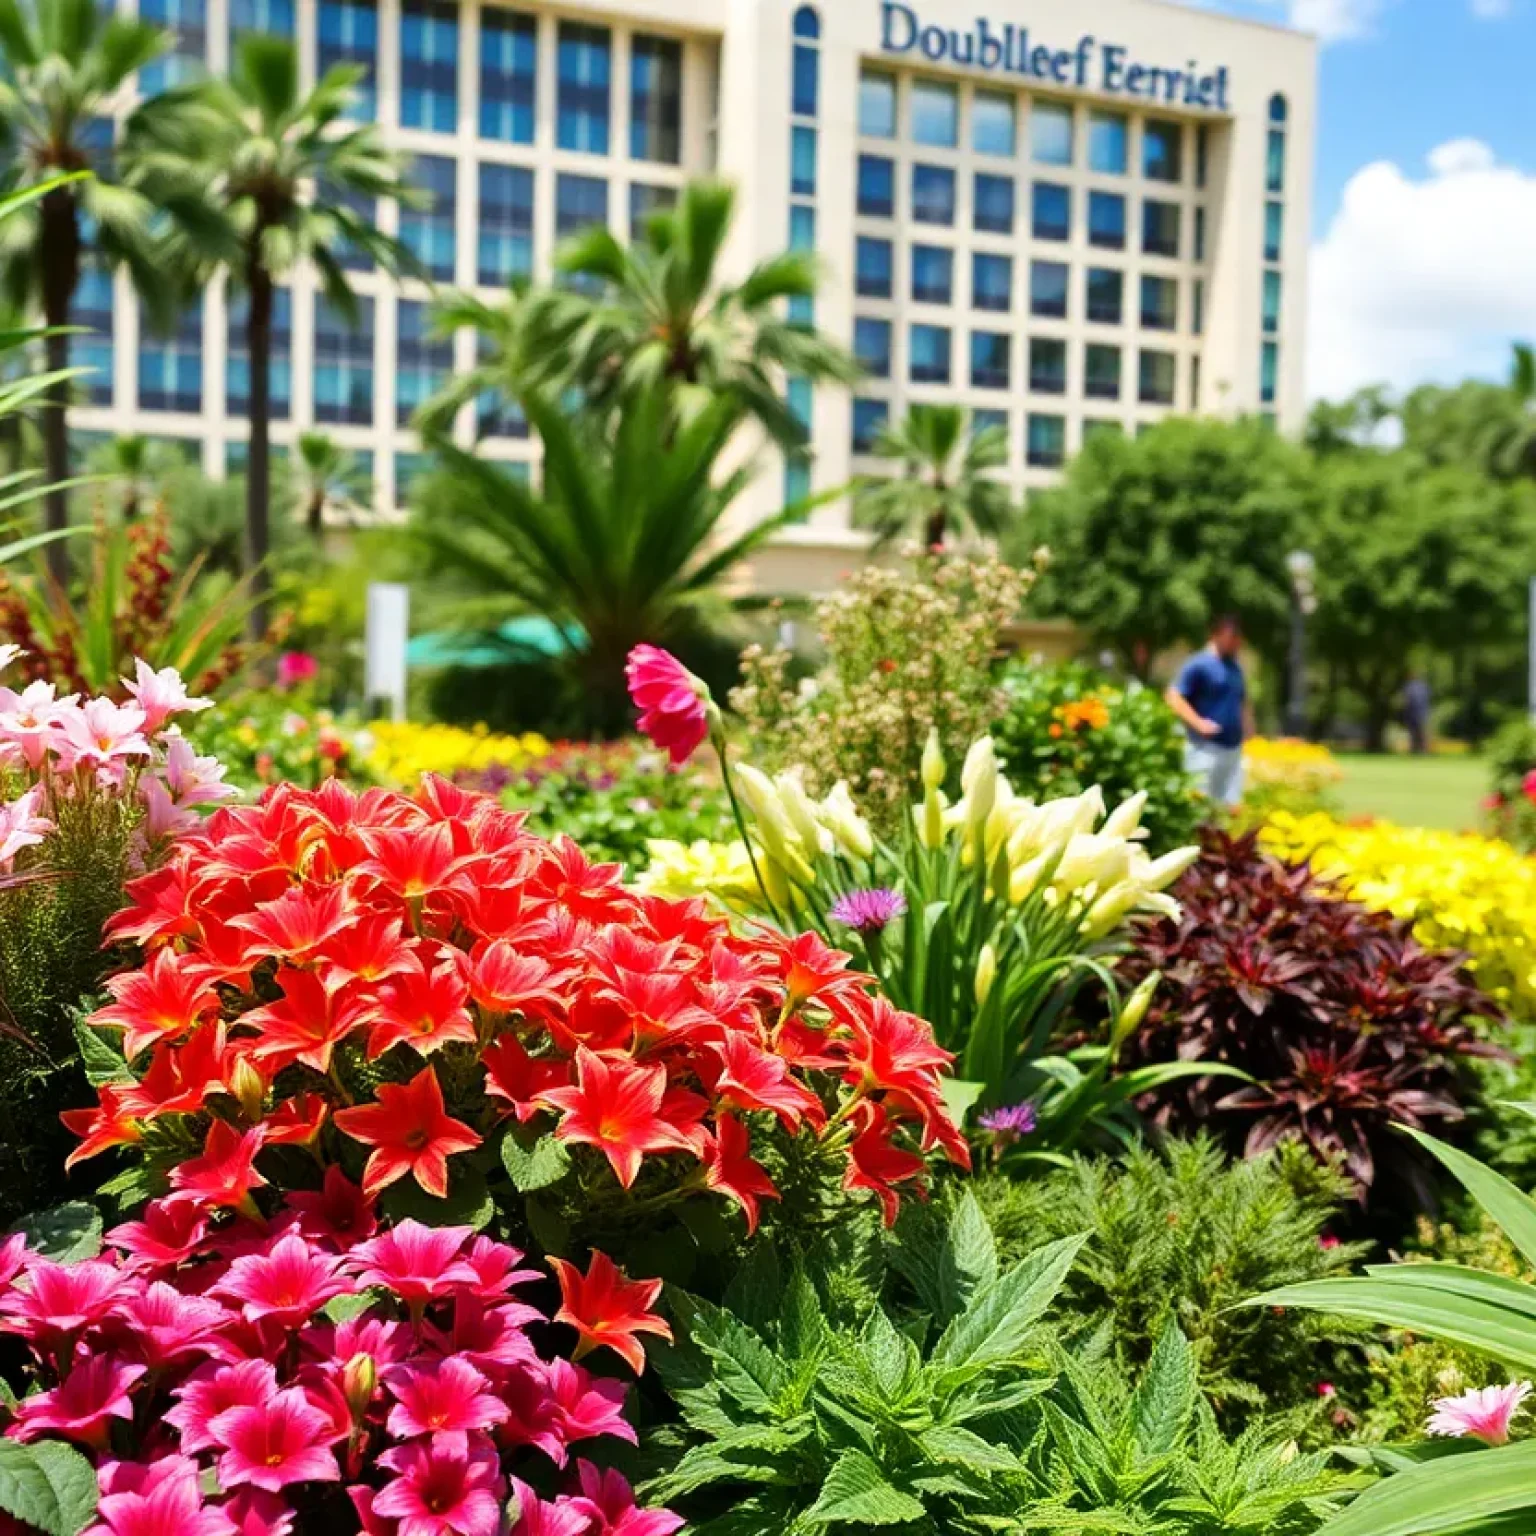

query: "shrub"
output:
192 687 361 791
359 719 552 785
1242 737 1345 822
1482 716 1536 851
992 659 1204 855
1119 829 1503 1202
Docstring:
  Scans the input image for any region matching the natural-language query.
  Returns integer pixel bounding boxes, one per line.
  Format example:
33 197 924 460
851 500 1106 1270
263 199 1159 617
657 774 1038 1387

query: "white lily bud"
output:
918 787 947 851
921 729 946 792
1114 969 1161 1042
1141 844 1202 891
974 943 998 1007
1102 791 1149 842
1083 881 1142 939
775 770 828 854
820 781 875 860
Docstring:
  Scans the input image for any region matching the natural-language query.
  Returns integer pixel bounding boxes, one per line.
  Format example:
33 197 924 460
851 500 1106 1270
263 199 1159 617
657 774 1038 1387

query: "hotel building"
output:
79 0 1316 589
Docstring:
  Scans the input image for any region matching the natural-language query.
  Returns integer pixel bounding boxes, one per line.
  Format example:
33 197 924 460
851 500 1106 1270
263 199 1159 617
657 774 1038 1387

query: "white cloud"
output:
1287 0 1383 41
1470 0 1513 17
1307 140 1536 399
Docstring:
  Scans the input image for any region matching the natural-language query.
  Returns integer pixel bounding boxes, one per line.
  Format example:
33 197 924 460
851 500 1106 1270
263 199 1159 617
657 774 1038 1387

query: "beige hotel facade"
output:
81 0 1316 589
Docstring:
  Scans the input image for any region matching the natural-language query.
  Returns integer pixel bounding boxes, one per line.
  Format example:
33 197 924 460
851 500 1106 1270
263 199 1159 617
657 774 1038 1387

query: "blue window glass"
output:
792 44 818 117
909 324 951 384
972 91 1015 156
480 9 536 143
911 244 953 305
1267 129 1286 193
972 408 1008 445
784 453 812 509
970 331 1009 390
1142 199 1180 258
72 263 113 407
972 252 1012 313
1088 190 1125 250
786 376 812 436
401 156 456 281
853 317 891 379
1193 278 1205 336
787 294 813 325
1194 206 1206 263
793 5 820 37
476 337 528 440
791 126 817 196
1088 111 1127 174
631 34 682 163
1085 343 1120 400
231 0 293 43
478 163 534 286
1264 201 1284 262
1030 260 1068 319
852 398 888 453
855 236 893 298
139 0 205 94
318 1 377 121
400 0 457 133
314 295 375 425
1143 120 1183 183
857 155 894 218
1196 125 1209 189
555 173 608 237
1269 92 1288 124
629 182 676 239
324 182 375 272
139 298 202 413
397 299 452 426
1029 337 1066 395
1140 348 1176 405
557 22 611 154
1140 274 1178 331
911 79 957 148
226 287 292 419
912 164 955 226
1086 267 1123 324
1032 182 1070 241
1031 102 1073 166
1263 269 1282 335
858 70 896 138
1027 413 1065 468
973 173 1014 235
789 203 815 251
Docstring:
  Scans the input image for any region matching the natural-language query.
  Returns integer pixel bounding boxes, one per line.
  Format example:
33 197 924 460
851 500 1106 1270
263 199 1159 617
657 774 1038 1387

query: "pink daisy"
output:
1427 1380 1534 1445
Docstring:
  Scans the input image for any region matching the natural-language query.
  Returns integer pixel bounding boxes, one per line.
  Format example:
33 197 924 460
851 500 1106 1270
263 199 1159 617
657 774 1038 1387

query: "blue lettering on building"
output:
880 2 1231 110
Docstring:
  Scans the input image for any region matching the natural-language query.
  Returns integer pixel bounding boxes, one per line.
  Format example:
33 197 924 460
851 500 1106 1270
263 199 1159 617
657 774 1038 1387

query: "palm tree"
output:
854 405 1016 550
0 0 174 583
290 430 369 538
126 35 414 636
87 434 181 522
440 180 857 449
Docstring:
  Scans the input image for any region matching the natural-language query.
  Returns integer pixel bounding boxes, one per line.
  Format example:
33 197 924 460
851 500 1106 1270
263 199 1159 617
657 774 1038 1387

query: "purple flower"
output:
978 1102 1037 1138
829 888 907 935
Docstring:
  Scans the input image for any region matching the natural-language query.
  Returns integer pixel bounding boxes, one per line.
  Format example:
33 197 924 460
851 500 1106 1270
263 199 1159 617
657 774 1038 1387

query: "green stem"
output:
715 742 788 929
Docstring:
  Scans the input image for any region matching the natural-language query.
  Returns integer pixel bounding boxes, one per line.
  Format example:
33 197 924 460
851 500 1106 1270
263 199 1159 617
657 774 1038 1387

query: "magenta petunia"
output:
460 1235 541 1300
374 1439 504 1536
509 1479 594 1536
383 1356 509 1445
0 1258 132 1351
166 1360 281 1455
213 1233 352 1330
106 1200 209 1274
208 1386 342 1492
219 1488 295 1536
281 1167 377 1250
348 1221 479 1306
572 1460 685 1536
14 1354 145 1449
108 1281 233 1370
86 1454 236 1536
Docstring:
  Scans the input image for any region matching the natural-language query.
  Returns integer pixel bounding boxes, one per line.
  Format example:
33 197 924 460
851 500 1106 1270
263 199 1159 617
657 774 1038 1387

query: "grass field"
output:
1332 752 1487 832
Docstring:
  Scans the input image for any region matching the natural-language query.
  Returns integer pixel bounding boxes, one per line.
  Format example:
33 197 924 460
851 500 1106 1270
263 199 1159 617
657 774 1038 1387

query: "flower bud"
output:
341 1353 377 1420
1102 790 1148 842
921 730 946 792
1142 844 1202 891
974 943 997 1007
775 771 826 854
229 1057 266 1124
919 788 946 851
1112 970 1161 1047
821 782 874 860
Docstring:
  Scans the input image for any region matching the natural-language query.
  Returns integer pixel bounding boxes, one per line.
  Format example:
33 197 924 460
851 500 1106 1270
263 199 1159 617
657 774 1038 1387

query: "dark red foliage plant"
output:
1119 829 1506 1203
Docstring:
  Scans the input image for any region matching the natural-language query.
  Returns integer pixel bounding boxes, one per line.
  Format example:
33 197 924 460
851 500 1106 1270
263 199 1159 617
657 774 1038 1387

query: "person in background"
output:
1404 673 1431 756
1164 614 1254 807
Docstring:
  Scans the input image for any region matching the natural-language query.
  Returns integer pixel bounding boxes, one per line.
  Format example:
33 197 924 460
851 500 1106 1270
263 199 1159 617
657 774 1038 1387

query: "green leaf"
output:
0 1439 98 1536
12 1203 102 1264
71 1017 130 1087
938 1077 985 1130
779 1267 829 1366
323 1291 376 1324
802 1449 928 1526
919 1423 1025 1474
500 1128 572 1194
1129 1325 1198 1460
1402 1129 1536 1271
674 1294 788 1416
380 1167 494 1231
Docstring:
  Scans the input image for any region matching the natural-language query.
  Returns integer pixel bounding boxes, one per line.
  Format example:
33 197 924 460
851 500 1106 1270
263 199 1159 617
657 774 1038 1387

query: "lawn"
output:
1333 752 1487 831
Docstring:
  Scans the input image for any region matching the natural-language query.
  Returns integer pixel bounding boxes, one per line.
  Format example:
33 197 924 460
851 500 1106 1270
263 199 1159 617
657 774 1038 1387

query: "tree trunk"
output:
306 490 325 541
925 508 947 550
244 254 274 642
39 189 81 589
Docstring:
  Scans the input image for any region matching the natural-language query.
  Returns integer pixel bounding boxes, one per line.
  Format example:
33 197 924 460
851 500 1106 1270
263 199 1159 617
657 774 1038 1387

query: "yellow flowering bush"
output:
1242 737 1343 820
1262 810 1536 1016
360 720 552 785
632 837 758 909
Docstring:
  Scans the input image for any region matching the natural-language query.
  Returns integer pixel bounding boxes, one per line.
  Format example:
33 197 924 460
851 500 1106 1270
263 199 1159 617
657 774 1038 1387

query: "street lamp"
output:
1285 550 1317 739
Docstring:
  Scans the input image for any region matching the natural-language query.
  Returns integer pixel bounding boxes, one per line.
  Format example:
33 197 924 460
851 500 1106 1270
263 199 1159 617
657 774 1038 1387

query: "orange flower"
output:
550 1250 672 1374
333 1065 481 1200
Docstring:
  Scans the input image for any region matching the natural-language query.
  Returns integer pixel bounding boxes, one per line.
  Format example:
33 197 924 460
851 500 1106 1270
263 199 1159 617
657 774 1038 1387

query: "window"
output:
1082 419 1123 445
1194 206 1206 263
858 69 896 138
394 451 435 508
789 204 815 251
1084 343 1121 401
1263 269 1282 335
910 245 953 305
557 22 611 154
1029 337 1066 395
786 377 813 437
911 79 958 148
325 183 375 272
853 317 892 378
1031 101 1073 166
139 298 202 413
1196 125 1209 189
401 156 456 281
1027 413 1065 468
1143 120 1183 183
1193 278 1205 336
855 237 894 298
478 163 534 285
1269 92 1288 124
1030 260 1068 319
396 300 452 426
631 34 682 163
852 398 889 453
791 126 817 196
973 173 1014 235
972 91 1015 156
1032 182 1070 241
1086 267 1123 324
1140 274 1178 331
970 331 1010 390
72 263 113 407
1088 111 1127 174
792 12 819 118
1088 190 1125 250
314 296 374 424
793 5 821 36
555 173 608 236
1139 349 1176 405
226 287 292 419
972 252 1012 313
477 360 529 442
784 454 812 508
1142 199 1180 258
909 324 951 384
319 1 378 120
1261 341 1279 404
1264 200 1284 261
139 0 206 94
480 9 536 142
1266 129 1286 193
972 409 1009 448
400 0 457 133
857 155 895 217
231 0 294 43
912 164 956 226
629 183 676 239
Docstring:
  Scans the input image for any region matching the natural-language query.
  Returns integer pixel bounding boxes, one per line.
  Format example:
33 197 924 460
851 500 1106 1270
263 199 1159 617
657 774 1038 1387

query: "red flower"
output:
705 1032 823 1132
703 1115 779 1235
242 967 372 1076
355 823 474 904
365 962 477 1060
1523 770 1536 807
333 1065 482 1200
166 1120 269 1217
842 1102 926 1226
481 1035 571 1124
550 1250 672 1375
459 940 570 1021
625 645 711 767
229 884 356 966
91 946 220 1062
61 1083 144 1168
13 1354 145 1448
284 1167 377 1249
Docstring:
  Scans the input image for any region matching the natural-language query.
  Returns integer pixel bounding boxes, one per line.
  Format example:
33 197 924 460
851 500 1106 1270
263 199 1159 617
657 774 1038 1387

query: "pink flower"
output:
509 1480 598 1536
109 1281 232 1369
1427 1381 1533 1445
159 734 236 809
282 1167 377 1250
54 697 152 773
208 1386 343 1492
0 680 74 769
348 1221 478 1306
107 1200 209 1273
86 1456 236 1536
277 653 319 690
572 1461 684 1536
0 785 52 869
0 1258 131 1352
0 1231 30 1292
425 1295 539 1375
123 660 214 735
546 1357 636 1454
460 1235 541 1300
374 1440 504 1536
14 1354 145 1448
385 1356 509 1446
166 1360 281 1454
219 1489 294 1536
213 1234 351 1330
625 646 711 768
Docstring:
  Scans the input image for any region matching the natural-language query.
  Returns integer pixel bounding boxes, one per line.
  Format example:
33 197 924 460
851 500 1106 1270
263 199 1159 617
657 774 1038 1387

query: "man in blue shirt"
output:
1164 615 1253 807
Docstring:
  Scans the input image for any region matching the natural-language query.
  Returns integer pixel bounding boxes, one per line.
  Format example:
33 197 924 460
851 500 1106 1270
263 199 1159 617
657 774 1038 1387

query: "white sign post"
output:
365 582 410 723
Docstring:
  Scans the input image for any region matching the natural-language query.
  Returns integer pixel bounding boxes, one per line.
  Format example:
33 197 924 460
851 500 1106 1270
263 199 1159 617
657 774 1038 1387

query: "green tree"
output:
127 35 414 635
1304 385 1395 457
0 0 173 581
86 433 183 522
1400 343 1536 480
289 430 369 538
853 404 1015 549
1028 416 1310 678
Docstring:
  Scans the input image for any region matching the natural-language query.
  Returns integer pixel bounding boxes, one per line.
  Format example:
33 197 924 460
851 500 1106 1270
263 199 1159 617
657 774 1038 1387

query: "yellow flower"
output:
1244 737 1344 793
634 838 758 910
362 721 551 784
